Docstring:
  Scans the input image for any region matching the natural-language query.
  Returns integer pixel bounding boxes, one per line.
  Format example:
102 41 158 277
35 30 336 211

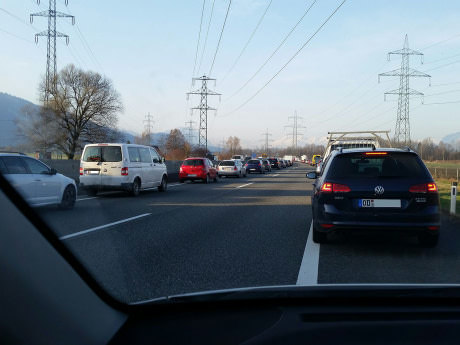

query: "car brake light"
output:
409 183 438 193
320 223 334 229
428 226 439 231
79 167 83 176
320 182 351 193
321 183 333 192
365 152 388 156
234 166 237 171
333 183 351 192
121 167 128 176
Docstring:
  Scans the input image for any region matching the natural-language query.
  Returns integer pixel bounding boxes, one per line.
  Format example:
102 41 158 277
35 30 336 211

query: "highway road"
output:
36 164 460 303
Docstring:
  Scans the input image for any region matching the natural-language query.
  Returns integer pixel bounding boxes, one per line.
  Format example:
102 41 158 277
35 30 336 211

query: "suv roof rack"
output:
0 151 26 155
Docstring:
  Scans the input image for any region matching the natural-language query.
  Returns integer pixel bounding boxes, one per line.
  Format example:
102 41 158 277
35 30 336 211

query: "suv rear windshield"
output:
183 159 204 166
83 146 122 162
269 158 277 162
327 152 429 179
220 161 235 166
248 160 260 164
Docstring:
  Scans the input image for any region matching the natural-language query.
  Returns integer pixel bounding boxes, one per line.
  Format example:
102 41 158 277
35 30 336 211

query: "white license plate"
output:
88 170 100 175
250 169 256 171
359 199 401 208
188 174 197 177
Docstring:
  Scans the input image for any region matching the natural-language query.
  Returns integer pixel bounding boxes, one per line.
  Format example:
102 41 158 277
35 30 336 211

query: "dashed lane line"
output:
59 213 152 240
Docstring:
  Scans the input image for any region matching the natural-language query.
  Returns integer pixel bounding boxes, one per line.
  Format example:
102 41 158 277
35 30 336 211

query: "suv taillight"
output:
121 167 128 176
409 183 438 193
234 166 237 171
79 167 83 176
320 182 351 193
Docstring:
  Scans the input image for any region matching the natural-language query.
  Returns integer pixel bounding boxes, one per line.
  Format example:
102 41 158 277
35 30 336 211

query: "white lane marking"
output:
168 183 183 187
296 221 320 285
60 213 151 240
272 174 280 177
236 182 254 189
76 197 98 202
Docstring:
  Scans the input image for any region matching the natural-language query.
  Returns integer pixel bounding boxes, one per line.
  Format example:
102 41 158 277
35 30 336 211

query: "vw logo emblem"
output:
375 186 384 195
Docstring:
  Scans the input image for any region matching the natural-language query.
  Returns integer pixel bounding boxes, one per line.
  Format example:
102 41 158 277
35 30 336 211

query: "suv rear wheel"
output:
312 223 328 244
203 174 210 184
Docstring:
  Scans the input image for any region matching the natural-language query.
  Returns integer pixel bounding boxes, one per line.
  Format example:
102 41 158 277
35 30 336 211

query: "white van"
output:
79 143 168 196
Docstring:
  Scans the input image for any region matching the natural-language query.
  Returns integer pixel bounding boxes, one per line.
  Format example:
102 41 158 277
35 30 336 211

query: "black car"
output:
262 159 272 172
307 148 440 247
268 158 281 170
245 159 265 174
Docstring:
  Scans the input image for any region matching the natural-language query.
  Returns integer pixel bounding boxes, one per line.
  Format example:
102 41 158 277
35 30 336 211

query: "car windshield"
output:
327 152 429 179
183 159 204 166
220 161 235 166
2 0 460 308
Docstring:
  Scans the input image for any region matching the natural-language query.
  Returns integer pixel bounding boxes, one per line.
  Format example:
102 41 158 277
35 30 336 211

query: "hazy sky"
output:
1 0 460 148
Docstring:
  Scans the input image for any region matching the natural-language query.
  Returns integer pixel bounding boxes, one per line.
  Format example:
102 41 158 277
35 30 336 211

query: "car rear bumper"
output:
218 171 239 176
179 172 206 180
79 182 133 192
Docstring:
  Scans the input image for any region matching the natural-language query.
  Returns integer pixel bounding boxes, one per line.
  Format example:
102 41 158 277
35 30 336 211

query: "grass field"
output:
435 178 459 215
425 161 460 169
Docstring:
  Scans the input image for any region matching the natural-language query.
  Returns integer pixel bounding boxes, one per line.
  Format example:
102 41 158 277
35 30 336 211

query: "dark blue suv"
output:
245 159 265 174
307 148 440 247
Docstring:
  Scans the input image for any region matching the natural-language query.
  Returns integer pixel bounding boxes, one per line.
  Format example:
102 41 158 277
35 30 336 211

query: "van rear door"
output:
100 145 123 186
81 146 102 187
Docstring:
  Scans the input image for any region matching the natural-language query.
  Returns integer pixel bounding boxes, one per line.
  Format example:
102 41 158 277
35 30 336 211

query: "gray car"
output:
218 160 247 178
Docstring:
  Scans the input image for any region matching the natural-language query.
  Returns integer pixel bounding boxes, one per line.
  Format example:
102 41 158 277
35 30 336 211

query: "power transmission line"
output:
378 34 430 146
225 0 347 116
220 0 273 84
208 0 232 76
192 0 206 78
225 0 317 101
31 0 75 103
187 76 221 152
197 0 216 75
0 7 40 31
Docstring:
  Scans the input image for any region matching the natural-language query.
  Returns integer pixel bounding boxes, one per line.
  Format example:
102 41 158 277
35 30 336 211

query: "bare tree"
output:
18 64 123 159
225 136 241 156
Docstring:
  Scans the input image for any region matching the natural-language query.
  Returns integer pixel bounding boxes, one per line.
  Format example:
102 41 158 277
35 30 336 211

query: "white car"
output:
0 153 77 209
218 160 247 178
79 143 168 196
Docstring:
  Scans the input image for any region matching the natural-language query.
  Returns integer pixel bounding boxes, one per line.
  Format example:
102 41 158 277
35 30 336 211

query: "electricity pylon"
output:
285 111 305 153
31 0 75 103
378 35 430 146
186 75 221 152
261 128 272 154
144 112 154 145
184 119 196 144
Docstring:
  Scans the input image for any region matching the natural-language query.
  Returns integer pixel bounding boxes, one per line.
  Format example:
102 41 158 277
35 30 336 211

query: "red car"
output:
179 157 218 183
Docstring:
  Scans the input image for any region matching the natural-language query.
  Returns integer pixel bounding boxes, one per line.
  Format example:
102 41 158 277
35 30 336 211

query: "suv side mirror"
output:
50 168 57 175
306 171 316 179
161 157 165 163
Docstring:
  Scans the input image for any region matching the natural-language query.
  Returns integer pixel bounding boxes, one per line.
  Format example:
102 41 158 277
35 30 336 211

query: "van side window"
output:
149 148 160 163
128 147 141 163
138 148 151 163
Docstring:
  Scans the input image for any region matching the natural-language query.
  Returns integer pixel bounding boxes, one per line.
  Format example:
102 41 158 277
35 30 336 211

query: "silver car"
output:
0 152 77 209
218 160 247 178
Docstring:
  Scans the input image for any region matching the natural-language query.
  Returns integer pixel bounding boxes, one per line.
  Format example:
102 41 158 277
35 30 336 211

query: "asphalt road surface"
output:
35 163 460 303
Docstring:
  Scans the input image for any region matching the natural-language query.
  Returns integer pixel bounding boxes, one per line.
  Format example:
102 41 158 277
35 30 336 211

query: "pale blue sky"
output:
1 0 460 148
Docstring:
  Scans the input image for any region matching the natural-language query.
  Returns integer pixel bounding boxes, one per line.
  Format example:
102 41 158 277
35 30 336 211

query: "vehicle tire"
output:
60 185 76 209
86 188 98 196
419 233 439 248
237 172 241 178
158 176 167 192
312 223 328 244
214 175 218 183
179 179 185 183
131 178 140 196
203 174 210 184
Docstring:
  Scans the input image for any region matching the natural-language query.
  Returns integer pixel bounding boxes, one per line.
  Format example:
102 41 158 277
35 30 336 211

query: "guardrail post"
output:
457 168 459 182
451 182 458 216
434 167 437 178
